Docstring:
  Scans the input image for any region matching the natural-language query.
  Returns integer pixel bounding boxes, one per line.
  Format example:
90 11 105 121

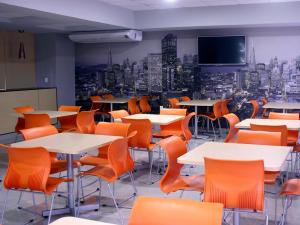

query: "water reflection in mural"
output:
75 33 300 118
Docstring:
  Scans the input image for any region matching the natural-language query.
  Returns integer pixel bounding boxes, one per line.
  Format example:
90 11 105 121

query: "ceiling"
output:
0 3 123 33
97 0 300 10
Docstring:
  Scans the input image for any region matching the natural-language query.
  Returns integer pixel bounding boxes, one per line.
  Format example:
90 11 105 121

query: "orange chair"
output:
181 112 196 144
221 99 230 116
261 98 269 119
236 130 282 184
121 118 156 183
139 96 151 113
1 146 70 224
250 124 288 146
250 99 259 118
167 98 180 108
223 113 240 143
269 112 299 146
278 179 300 225
58 105 81 132
78 138 136 223
128 196 224 225
20 125 80 174
24 113 51 129
76 110 96 134
102 93 114 99
80 122 131 166
198 100 223 139
158 136 204 196
204 157 266 223
181 96 191 102
14 106 34 133
109 110 129 120
153 108 187 139
90 96 109 119
128 97 140 115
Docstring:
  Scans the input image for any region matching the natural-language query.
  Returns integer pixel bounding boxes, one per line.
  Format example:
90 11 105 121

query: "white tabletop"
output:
263 102 300 110
235 118 300 131
178 142 292 171
11 133 121 155
116 113 184 125
94 98 129 104
22 110 77 119
176 99 219 107
50 217 116 225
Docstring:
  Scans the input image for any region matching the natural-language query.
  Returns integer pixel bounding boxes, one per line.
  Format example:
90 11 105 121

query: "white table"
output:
50 217 116 225
178 141 292 225
22 110 77 119
11 133 121 217
176 100 219 138
263 102 300 113
115 113 184 125
235 118 300 131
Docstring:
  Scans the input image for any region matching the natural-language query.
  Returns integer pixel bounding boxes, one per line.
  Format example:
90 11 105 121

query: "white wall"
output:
76 27 300 66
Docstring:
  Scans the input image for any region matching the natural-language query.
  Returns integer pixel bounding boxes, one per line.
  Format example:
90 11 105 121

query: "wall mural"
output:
75 33 300 119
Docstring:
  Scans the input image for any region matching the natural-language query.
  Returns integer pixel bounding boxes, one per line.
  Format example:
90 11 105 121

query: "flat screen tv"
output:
198 35 246 65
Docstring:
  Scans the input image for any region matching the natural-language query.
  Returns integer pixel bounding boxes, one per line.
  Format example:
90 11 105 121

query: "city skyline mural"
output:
75 33 300 118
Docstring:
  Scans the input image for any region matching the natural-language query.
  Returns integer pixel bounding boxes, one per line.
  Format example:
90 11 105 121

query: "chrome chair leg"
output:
179 190 184 198
210 120 216 141
97 178 102 216
107 183 124 225
47 192 57 225
148 151 154 184
129 172 137 195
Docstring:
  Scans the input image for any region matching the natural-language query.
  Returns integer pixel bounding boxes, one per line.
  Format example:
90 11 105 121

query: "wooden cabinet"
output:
0 88 57 134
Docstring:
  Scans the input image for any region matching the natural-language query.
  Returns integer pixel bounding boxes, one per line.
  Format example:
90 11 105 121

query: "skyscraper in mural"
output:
148 53 163 92
162 34 177 91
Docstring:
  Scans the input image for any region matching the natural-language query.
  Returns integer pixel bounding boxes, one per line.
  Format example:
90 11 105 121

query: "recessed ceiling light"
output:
165 0 176 2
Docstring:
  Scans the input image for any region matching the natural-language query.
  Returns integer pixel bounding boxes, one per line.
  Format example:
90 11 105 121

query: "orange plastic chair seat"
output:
280 179 300 196
293 144 300 152
46 177 71 194
264 171 280 184
50 160 80 174
162 174 204 193
79 155 108 167
80 164 117 183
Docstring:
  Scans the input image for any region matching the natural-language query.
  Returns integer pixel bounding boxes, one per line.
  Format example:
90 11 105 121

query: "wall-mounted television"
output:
198 35 246 65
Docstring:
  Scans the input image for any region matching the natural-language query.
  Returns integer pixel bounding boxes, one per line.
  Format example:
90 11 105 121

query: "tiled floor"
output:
0 132 299 225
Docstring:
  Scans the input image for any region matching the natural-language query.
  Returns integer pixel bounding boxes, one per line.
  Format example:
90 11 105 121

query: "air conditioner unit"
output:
69 30 143 43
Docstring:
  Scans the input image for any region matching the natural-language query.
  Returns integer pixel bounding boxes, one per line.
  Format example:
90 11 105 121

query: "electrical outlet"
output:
44 77 48 83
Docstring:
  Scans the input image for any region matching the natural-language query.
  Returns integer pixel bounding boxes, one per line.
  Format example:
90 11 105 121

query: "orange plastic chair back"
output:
58 105 81 130
109 110 129 119
261 98 269 118
158 136 186 193
14 106 34 113
160 108 187 115
121 118 152 149
204 157 264 211
181 112 196 141
14 106 34 132
168 98 180 108
213 101 223 118
90 95 102 111
76 110 96 134
250 100 259 118
223 113 240 143
128 196 224 225
236 130 282 146
24 114 51 129
107 138 134 177
181 96 191 102
20 125 58 161
102 93 114 99
128 97 140 115
95 122 130 137
140 96 151 113
269 112 299 120
221 99 230 115
159 108 187 136
250 124 288 146
268 112 299 145
4 146 51 192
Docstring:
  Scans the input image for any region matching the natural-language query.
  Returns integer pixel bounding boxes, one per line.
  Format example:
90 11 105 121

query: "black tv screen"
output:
198 36 246 65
